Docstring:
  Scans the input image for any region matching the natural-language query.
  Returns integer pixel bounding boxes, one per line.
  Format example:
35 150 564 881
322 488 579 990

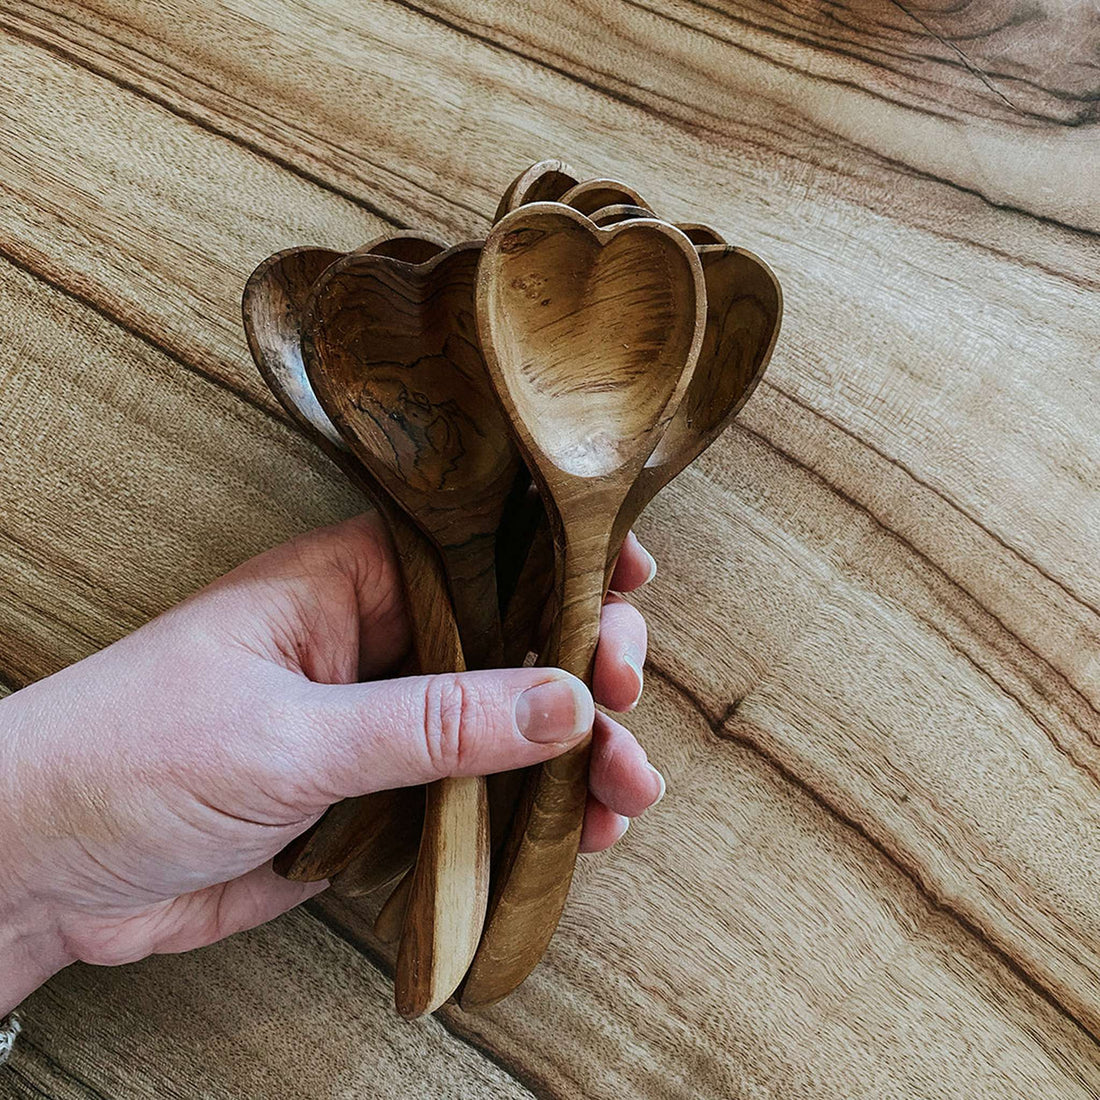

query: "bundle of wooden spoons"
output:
243 159 782 1017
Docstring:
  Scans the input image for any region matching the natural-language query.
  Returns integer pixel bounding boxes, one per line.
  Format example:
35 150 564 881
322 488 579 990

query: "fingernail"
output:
624 652 644 710
640 545 658 585
647 764 667 806
515 675 594 743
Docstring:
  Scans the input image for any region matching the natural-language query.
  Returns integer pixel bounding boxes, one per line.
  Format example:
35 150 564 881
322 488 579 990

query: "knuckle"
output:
422 674 487 773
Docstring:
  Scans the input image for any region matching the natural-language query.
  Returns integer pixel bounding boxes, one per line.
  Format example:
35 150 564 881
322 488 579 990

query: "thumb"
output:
295 667 594 801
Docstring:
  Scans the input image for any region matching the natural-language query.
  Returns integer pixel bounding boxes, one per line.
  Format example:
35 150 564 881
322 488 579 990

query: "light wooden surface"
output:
1 1 1098 1097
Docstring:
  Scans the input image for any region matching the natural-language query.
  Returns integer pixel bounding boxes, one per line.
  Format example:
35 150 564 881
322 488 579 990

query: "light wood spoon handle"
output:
388 508 491 1019
459 528 610 1007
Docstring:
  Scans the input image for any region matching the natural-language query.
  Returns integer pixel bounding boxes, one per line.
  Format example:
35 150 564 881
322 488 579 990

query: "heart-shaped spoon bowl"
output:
478 204 701 489
463 202 705 1007
558 178 650 217
678 222 726 246
244 232 449 452
642 245 781 483
609 244 782 554
495 158 579 222
587 206 727 250
304 240 522 668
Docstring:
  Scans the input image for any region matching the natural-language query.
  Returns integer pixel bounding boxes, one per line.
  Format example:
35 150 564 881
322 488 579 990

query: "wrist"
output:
0 897 71 1015
0 693 74 1013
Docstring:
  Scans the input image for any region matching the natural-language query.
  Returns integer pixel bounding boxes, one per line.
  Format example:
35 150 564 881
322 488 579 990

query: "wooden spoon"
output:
243 237 449 890
558 178 650 216
589 206 728 250
612 244 782 557
496 207 731 662
678 223 727 246
587 203 655 226
304 240 521 668
304 241 523 1016
494 158 579 222
464 203 706 1007
493 195 665 660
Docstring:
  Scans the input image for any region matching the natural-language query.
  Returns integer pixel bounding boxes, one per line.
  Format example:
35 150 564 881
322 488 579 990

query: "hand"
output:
0 513 663 1012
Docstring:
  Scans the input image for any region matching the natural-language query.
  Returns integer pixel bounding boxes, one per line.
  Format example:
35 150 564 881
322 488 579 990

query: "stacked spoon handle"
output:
244 156 782 1017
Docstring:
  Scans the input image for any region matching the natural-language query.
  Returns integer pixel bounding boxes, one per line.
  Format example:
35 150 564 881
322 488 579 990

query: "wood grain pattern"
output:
1 0 1098 1095
466 205 706 1006
304 242 520 668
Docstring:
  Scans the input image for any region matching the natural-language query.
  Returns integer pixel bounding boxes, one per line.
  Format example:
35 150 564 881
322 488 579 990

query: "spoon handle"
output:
273 785 423 883
459 533 609 1008
439 534 505 671
386 514 493 1018
396 773 490 1016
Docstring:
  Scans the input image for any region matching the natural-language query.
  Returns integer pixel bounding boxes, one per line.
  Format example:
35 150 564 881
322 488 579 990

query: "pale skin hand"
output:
0 514 663 1014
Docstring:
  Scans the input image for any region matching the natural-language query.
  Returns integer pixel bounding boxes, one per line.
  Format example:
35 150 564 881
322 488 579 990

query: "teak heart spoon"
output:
558 178 650 216
464 203 706 1006
305 241 521 668
494 158 579 222
587 203 655 226
242 235 453 891
613 244 782 555
588 206 727 250
678 223 727 246
494 204 727 664
304 241 523 1016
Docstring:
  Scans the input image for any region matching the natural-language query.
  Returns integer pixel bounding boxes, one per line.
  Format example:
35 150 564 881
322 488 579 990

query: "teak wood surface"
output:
0 1 1098 1097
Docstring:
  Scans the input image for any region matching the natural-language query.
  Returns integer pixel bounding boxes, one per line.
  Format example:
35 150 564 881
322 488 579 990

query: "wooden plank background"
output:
1 0 1098 1096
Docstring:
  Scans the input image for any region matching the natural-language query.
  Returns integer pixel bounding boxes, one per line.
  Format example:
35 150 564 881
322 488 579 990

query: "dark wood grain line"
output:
672 0 1098 126
903 599 1100 789
709 0 1014 104
0 1 487 226
4 1033 115 1099
624 0 956 121
627 0 1100 226
0 246 287 433
738 402 1100 722
302 903 550 1100
645 661 1100 1056
887 0 1020 112
1 584 108 658
762 380 1100 631
0 525 154 633
0 6 406 228
0 1065 52 1098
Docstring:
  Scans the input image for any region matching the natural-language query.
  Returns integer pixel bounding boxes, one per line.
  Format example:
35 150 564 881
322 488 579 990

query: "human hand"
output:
0 513 662 1013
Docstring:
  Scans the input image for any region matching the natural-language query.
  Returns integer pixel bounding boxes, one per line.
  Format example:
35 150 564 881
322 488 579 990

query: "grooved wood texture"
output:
1 0 1098 1096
